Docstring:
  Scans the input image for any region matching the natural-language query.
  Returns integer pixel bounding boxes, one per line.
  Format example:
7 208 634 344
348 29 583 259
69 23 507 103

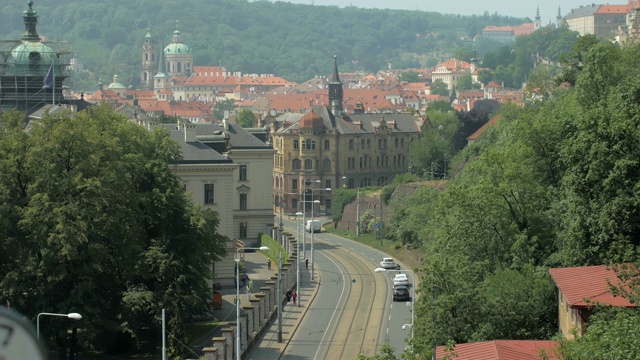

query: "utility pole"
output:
373 195 377 245
356 190 360 237
277 198 283 343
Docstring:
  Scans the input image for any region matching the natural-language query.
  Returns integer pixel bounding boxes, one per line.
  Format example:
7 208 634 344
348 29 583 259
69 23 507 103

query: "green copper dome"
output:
107 74 125 89
11 41 56 65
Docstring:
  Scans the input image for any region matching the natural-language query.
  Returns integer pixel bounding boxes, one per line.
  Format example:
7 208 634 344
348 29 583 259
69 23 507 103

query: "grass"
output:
185 321 220 343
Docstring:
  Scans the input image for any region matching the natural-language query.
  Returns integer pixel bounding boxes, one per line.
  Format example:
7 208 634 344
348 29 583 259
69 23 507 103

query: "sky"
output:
269 0 608 26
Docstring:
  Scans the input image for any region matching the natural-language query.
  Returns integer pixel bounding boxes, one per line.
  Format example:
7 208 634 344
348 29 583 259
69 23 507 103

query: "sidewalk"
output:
192 251 319 359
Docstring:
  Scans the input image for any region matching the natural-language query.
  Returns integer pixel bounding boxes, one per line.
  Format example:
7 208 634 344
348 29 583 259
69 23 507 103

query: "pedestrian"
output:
292 289 297 305
286 290 292 303
248 279 253 295
305 256 309 269
267 258 271 270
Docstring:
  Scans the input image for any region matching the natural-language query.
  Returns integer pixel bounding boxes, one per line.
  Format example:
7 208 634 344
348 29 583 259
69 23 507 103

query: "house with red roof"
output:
549 265 637 339
435 340 558 360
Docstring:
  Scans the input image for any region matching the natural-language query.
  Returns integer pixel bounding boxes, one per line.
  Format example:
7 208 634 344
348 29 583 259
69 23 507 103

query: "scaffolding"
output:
0 39 72 114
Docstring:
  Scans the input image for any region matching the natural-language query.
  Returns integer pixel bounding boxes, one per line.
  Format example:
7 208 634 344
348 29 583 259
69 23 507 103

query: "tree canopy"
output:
389 39 640 359
0 105 228 357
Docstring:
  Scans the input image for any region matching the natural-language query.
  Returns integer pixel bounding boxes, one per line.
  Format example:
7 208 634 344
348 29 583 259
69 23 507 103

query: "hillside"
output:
1 0 527 85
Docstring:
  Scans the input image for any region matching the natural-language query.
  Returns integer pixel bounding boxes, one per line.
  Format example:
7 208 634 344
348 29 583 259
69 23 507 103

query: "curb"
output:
277 266 321 359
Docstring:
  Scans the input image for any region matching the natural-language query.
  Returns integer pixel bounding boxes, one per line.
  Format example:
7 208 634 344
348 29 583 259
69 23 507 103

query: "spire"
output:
535 6 540 20
328 54 343 117
557 6 562 20
22 0 40 41
144 23 152 43
172 19 182 43
331 54 341 83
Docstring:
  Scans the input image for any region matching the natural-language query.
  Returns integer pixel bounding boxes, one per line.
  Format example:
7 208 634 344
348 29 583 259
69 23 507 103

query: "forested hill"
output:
1 0 526 82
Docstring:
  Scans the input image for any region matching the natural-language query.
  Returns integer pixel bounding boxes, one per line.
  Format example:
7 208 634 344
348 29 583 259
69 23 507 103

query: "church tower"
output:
534 6 542 30
556 7 563 28
164 20 193 77
328 55 343 118
141 26 158 90
154 41 169 100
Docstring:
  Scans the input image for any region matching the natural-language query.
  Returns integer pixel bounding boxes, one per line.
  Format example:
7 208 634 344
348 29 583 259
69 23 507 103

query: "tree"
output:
555 308 640 360
235 108 258 127
454 47 474 62
457 74 475 91
430 79 450 96
0 105 228 356
477 69 494 85
400 71 420 83
214 98 237 121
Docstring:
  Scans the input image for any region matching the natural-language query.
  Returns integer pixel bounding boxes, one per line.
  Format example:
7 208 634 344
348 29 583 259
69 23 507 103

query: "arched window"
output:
347 178 355 189
177 62 182 73
377 177 387 186
28 52 41 71
292 159 301 170
323 158 331 171
304 159 313 170
143 72 148 81
145 53 149 61
275 176 280 188
151 53 155 61
360 178 371 187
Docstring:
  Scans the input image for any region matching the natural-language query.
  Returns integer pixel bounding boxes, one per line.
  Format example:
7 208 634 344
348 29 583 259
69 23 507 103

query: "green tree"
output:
214 99 237 121
555 308 640 360
430 79 450 96
457 74 475 91
477 69 494 85
0 105 227 356
235 108 258 128
400 71 420 83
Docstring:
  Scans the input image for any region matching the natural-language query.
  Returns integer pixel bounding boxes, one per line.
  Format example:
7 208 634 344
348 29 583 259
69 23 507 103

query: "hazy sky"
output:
271 0 605 25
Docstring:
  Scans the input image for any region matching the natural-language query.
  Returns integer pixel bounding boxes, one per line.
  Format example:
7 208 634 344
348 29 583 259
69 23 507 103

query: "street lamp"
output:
236 246 269 360
297 199 319 270
310 187 330 280
295 211 303 307
375 267 415 347
302 180 321 259
36 312 82 340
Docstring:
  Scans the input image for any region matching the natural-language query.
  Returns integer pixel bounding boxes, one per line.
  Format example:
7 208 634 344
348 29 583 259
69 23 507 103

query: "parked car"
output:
393 284 410 301
379 257 400 270
393 273 409 286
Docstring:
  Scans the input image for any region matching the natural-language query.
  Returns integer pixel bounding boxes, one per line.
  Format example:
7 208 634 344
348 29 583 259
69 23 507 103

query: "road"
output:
279 219 413 359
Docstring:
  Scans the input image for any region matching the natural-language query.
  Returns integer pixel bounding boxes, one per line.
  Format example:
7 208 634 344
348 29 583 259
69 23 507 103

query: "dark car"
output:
393 285 410 301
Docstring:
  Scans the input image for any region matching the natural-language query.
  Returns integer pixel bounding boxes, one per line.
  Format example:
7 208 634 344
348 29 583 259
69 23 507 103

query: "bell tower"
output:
141 26 158 90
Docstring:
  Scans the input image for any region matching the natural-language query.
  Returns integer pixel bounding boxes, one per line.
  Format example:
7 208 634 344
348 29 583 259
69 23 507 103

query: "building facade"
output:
271 57 422 215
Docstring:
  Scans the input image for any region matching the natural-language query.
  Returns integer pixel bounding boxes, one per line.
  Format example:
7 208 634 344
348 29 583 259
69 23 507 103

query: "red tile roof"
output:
467 114 500 142
596 4 633 14
435 340 558 360
549 265 637 308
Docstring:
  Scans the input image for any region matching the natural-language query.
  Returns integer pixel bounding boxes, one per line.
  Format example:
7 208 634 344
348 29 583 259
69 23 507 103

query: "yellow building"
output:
271 56 423 215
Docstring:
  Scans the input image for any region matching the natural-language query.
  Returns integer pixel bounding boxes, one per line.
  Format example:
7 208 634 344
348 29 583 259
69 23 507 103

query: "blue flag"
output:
42 63 54 89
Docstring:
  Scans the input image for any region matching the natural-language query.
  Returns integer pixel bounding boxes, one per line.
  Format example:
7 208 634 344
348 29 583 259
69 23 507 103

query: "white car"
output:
393 273 409 286
379 257 400 270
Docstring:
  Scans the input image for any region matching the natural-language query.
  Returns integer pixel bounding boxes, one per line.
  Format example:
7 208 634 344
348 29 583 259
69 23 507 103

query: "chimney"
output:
184 123 197 143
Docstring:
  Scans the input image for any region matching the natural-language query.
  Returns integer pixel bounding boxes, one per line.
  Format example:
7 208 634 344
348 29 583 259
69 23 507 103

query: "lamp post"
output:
310 187 330 280
236 246 269 360
295 211 303 307
302 180 321 259
297 199 319 275
374 268 415 348
277 196 284 343
36 312 82 340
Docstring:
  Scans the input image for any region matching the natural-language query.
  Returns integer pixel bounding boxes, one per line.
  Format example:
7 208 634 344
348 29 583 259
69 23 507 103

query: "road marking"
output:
313 253 346 360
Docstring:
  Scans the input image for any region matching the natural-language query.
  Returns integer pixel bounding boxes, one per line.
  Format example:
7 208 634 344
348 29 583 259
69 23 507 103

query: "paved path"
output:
191 250 319 359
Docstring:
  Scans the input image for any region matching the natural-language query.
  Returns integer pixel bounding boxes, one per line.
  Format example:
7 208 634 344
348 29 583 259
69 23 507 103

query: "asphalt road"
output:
281 219 413 359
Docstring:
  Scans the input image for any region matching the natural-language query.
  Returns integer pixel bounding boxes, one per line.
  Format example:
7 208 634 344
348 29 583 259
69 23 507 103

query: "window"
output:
294 140 299 149
361 139 365 148
395 138 399 148
367 139 371 148
349 140 354 150
239 193 247 210
304 159 313 170
292 179 298 191
324 140 330 150
204 183 214 204
239 165 247 181
326 180 331 189
292 159 301 170
239 222 247 238
323 158 331 171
